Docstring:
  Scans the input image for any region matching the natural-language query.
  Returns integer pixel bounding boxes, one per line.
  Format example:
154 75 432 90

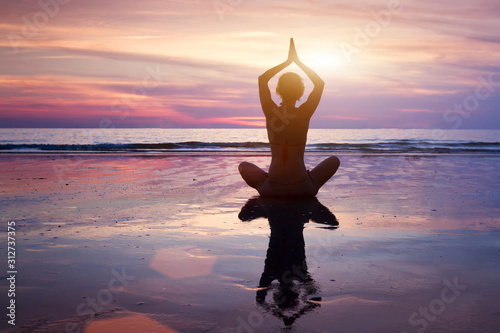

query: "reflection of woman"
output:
239 197 339 327
239 38 340 197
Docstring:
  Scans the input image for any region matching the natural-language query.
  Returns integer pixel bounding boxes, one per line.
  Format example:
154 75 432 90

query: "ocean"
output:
0 128 499 154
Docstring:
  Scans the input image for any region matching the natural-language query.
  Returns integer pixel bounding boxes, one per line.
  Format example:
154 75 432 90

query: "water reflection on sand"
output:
2 155 500 332
239 197 338 327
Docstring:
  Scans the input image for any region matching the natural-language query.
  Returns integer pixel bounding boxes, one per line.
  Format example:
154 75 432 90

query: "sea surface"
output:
0 128 499 154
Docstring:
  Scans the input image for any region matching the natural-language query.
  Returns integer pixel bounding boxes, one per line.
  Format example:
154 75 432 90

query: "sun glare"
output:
313 54 335 67
304 52 344 72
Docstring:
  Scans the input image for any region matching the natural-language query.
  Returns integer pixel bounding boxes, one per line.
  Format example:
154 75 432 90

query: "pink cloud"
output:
320 115 367 121
198 116 266 127
397 108 437 114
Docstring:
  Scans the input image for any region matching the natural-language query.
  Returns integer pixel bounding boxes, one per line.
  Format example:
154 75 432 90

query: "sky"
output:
0 0 499 129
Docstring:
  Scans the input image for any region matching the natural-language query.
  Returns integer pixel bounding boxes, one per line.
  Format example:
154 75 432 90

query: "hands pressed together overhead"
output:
286 38 300 65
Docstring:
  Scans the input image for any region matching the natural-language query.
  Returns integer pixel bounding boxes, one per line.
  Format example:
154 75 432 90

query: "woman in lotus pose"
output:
239 38 340 197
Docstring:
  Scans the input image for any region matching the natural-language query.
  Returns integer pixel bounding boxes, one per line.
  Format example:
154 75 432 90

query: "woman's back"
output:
267 105 310 181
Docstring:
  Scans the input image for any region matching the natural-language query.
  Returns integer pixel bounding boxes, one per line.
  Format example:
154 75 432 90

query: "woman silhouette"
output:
239 38 340 197
239 196 339 326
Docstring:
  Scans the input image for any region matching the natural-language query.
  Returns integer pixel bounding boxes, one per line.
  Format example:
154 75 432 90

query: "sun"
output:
305 52 344 71
312 53 335 67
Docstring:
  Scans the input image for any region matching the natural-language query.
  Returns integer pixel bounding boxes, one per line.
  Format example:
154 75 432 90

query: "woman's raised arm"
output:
258 39 296 114
293 45 324 117
258 38 324 116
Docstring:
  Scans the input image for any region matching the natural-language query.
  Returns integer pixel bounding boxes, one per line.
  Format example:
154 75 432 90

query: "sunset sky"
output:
1 0 499 129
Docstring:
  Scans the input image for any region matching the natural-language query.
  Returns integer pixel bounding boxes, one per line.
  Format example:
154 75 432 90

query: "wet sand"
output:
1 153 500 332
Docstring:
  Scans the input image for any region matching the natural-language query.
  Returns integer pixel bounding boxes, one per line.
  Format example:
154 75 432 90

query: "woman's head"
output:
276 72 304 102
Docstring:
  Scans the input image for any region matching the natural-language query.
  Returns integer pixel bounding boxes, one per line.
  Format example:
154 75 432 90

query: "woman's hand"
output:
287 38 299 63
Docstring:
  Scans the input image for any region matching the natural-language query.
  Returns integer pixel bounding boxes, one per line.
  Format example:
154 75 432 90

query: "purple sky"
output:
1 0 499 129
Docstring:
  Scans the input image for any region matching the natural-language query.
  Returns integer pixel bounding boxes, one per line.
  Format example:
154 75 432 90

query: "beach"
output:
2 0 500 330
1 153 499 332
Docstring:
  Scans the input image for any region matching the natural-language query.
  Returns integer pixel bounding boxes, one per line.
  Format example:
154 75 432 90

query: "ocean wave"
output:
1 141 499 154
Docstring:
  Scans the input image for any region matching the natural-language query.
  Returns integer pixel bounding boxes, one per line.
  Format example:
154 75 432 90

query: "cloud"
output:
397 108 437 114
320 115 367 121
198 116 266 127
